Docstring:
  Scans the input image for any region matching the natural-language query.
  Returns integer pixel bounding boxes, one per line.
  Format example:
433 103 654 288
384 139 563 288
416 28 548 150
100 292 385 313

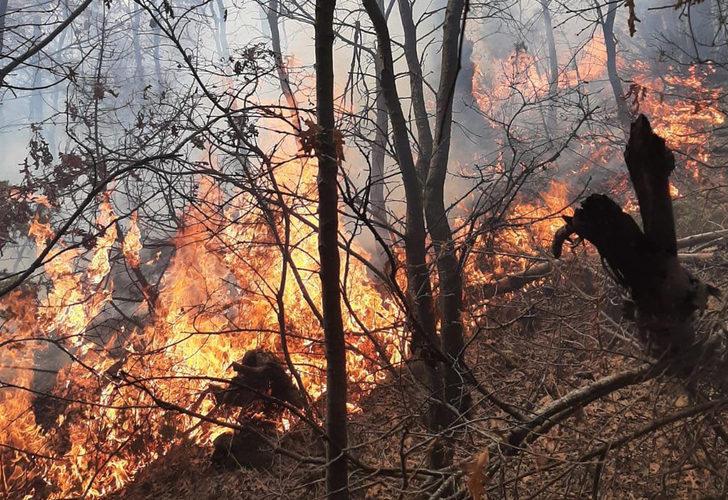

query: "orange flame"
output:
122 211 142 269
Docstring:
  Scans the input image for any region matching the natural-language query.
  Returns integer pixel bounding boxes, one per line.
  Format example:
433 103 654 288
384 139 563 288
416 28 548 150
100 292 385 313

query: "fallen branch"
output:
582 398 728 460
475 363 663 484
484 398 728 496
501 362 659 455
472 261 552 300
675 229 728 250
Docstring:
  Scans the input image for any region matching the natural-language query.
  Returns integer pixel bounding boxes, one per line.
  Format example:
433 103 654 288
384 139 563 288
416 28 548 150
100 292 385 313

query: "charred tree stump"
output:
211 349 305 470
213 349 306 410
552 115 720 370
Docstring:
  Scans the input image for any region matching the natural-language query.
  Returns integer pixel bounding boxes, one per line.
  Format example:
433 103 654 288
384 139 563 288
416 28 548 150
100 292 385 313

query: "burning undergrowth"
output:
0 164 407 497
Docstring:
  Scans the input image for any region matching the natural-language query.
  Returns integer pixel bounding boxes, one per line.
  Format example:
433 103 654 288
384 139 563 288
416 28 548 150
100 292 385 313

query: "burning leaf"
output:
123 211 143 268
87 196 118 284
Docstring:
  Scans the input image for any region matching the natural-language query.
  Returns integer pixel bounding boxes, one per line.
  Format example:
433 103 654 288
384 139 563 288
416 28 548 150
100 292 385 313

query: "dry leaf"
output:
674 393 689 408
465 449 490 499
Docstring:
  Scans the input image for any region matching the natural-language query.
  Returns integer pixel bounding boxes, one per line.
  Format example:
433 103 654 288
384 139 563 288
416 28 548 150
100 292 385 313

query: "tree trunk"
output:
363 0 450 469
0 0 8 56
266 0 302 138
598 2 631 133
214 0 230 61
425 0 470 411
49 2 71 154
152 19 163 86
0 0 6 129
687 1 714 62
29 22 43 123
363 0 438 355
314 1 349 497
369 0 389 241
397 0 433 181
361 0 437 349
540 0 558 136
131 6 144 81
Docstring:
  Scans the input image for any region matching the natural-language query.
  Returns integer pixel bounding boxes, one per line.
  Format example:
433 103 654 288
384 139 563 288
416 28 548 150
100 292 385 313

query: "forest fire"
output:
471 34 724 181
462 180 572 290
1 0 727 498
0 165 406 496
0 79 714 500
0 128 587 496
471 33 609 115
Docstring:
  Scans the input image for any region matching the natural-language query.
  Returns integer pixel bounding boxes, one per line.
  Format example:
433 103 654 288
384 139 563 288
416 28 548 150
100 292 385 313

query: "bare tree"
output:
597 0 633 132
425 0 470 411
314 0 349 497
541 0 558 134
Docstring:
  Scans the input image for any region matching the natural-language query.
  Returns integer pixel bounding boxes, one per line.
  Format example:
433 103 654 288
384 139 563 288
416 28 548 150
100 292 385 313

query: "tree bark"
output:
29 22 43 122
0 0 9 56
687 1 714 62
214 0 230 61
152 17 163 86
597 1 632 133
131 6 144 81
266 0 302 138
362 0 438 354
425 0 470 411
397 0 433 181
369 0 389 237
314 0 349 497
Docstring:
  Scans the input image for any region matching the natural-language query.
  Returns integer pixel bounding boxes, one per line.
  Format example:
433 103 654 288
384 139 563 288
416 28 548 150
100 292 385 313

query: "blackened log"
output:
558 194 652 291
